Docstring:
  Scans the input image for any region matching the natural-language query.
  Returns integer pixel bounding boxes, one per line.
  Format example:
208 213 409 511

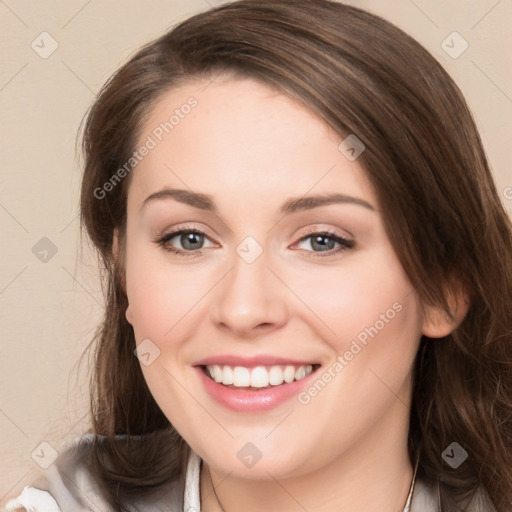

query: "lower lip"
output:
194 366 318 412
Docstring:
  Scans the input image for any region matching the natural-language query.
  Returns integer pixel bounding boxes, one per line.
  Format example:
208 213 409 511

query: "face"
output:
122 76 426 479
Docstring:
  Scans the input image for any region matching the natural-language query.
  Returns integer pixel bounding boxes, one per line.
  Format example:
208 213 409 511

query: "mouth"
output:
200 363 321 390
193 357 322 412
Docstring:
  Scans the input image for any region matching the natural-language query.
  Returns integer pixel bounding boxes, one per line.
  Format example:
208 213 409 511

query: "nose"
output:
211 245 288 339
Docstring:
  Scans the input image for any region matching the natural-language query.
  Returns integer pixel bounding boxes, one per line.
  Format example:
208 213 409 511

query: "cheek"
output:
123 241 212 426
279 247 423 429
278 254 422 465
282 249 420 356
124 241 216 340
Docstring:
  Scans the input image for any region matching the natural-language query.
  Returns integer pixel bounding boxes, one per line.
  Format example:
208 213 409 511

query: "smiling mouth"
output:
201 363 321 390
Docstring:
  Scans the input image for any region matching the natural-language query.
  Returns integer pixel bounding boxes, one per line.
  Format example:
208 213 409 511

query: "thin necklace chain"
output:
205 459 418 512
208 462 226 512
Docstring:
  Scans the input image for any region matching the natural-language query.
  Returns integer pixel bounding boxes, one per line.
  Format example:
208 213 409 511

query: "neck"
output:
200 397 414 512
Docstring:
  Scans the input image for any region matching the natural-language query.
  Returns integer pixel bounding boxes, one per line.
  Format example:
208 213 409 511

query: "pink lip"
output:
194 364 320 413
193 354 318 368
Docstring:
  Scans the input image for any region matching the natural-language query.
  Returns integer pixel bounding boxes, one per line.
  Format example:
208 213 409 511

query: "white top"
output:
1 435 494 511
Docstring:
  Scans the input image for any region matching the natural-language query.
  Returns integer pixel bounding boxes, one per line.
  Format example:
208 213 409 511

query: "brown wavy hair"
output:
77 0 512 510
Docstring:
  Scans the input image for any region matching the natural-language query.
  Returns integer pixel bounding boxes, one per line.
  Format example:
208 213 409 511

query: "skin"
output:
120 75 461 512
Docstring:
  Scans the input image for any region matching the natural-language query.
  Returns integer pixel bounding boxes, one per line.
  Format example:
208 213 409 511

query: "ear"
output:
125 303 134 325
112 229 133 325
422 286 470 338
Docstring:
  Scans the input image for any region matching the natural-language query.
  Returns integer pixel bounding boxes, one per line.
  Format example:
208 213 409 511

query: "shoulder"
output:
411 476 499 512
2 434 110 512
2 433 187 512
2 486 62 512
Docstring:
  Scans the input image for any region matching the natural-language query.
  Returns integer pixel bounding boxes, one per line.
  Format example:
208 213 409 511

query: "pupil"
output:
312 235 334 251
183 232 203 250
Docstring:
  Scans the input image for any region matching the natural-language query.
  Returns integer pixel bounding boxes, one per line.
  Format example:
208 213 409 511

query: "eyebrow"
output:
141 188 375 214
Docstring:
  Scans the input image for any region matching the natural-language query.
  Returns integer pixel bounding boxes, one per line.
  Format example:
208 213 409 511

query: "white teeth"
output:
268 366 284 385
213 365 223 383
205 363 315 388
250 366 268 388
222 365 234 385
283 365 296 383
295 366 306 380
233 366 250 386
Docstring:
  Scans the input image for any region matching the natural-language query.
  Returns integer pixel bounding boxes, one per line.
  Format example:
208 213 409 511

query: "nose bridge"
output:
212 235 287 335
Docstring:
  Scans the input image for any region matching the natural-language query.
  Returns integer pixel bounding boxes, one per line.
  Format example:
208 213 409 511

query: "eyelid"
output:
294 225 354 241
155 224 355 257
290 227 355 257
157 223 213 241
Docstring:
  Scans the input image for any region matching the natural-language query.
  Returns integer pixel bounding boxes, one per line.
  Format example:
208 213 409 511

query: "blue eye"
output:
295 232 355 257
156 229 215 256
155 228 355 258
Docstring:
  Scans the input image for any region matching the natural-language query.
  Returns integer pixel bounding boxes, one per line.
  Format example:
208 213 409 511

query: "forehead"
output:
128 76 375 212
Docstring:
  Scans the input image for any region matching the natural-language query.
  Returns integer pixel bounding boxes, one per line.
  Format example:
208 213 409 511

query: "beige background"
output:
1 0 511 502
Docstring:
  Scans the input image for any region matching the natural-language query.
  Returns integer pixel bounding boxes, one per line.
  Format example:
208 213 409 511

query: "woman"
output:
4 0 512 511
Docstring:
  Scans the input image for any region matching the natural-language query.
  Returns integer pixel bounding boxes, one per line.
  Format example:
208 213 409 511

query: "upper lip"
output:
193 355 319 368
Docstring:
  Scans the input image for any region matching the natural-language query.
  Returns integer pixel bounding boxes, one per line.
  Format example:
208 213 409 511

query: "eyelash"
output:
155 226 356 258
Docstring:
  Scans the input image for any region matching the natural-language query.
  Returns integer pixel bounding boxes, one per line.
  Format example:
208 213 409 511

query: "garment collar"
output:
184 449 420 512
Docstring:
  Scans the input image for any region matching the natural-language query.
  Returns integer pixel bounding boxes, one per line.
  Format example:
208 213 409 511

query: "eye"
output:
155 228 215 256
293 230 355 257
155 227 355 258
